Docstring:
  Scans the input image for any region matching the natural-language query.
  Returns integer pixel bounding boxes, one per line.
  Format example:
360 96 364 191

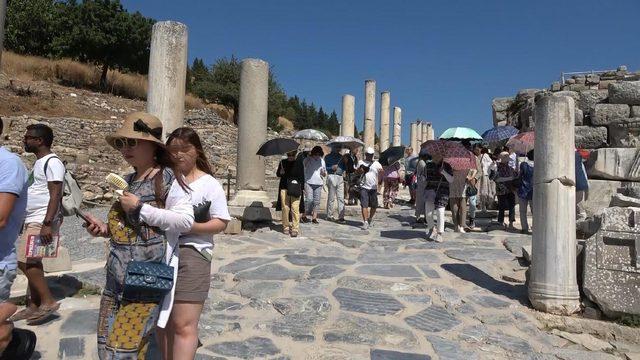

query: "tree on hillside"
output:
53 0 154 88
5 0 58 56
191 56 241 121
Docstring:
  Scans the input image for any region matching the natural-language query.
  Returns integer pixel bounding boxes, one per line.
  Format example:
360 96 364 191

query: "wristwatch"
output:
42 220 52 226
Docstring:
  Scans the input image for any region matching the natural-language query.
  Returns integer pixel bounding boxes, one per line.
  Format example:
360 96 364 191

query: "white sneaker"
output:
434 233 444 243
361 221 369 230
459 226 466 234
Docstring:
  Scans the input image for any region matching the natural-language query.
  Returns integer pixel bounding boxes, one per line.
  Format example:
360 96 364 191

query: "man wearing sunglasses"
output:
12 124 64 325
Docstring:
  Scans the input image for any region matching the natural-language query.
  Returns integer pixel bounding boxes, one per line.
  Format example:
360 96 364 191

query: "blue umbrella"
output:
439 127 483 140
481 126 519 144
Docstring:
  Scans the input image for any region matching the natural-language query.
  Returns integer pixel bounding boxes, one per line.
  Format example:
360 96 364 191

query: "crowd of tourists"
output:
0 113 229 359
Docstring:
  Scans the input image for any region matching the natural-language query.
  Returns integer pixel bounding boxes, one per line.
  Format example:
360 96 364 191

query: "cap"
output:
365 147 374 155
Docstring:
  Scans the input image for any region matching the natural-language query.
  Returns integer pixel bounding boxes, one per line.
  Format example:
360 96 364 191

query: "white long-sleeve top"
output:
139 179 194 328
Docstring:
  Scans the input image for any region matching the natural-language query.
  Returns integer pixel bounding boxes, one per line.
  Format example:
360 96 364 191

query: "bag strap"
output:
43 155 63 182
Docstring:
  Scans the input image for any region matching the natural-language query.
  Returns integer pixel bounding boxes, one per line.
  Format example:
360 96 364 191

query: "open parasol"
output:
293 129 329 141
482 126 519 145
506 131 534 155
326 136 365 150
439 127 483 141
256 138 300 156
379 146 406 166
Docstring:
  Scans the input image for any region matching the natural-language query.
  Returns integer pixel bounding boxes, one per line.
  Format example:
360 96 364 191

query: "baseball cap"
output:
365 147 374 155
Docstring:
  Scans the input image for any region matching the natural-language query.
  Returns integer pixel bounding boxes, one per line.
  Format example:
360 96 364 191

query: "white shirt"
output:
25 153 65 224
358 160 383 190
138 179 194 329
179 174 231 255
303 156 326 185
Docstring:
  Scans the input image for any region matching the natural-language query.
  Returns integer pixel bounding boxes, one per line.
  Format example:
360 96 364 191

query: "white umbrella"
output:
293 129 329 141
326 135 364 150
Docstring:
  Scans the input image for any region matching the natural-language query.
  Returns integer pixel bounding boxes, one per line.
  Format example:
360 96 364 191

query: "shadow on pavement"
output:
441 263 530 306
379 229 426 240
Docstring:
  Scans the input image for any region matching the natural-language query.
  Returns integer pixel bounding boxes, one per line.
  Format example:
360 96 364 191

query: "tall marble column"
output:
421 122 429 144
147 21 188 139
230 58 270 207
341 94 355 137
528 95 580 315
392 107 402 147
364 80 376 149
0 0 6 68
426 122 435 140
410 122 418 153
415 120 422 149
380 91 391 152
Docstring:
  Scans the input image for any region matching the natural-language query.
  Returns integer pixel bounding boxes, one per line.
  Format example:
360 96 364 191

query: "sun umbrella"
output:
439 127 483 141
256 138 299 156
506 131 534 155
482 126 519 144
443 147 477 171
293 129 329 141
421 140 468 162
379 146 406 166
326 136 365 150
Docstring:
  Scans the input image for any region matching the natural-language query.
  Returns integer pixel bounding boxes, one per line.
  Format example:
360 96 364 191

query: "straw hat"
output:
106 112 165 149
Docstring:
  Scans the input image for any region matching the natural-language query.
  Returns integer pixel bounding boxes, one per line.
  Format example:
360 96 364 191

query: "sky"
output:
122 0 640 145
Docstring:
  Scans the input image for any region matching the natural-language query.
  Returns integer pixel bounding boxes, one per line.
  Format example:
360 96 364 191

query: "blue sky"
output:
123 0 640 145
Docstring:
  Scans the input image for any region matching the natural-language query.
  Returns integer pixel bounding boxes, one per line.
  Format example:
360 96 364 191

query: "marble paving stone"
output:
309 265 346 279
358 250 439 264
211 301 243 311
194 353 227 360
404 305 461 332
444 248 514 262
284 254 355 266
459 325 533 354
468 294 511 308
400 294 432 305
333 237 364 248
417 264 440 279
323 313 417 347
474 313 513 325
290 279 327 296
58 337 85 358
233 281 283 299
426 335 478 360
355 265 422 278
433 286 463 308
337 276 424 293
370 349 431 360
60 309 98 335
234 264 302 281
208 337 280 359
269 296 331 342
456 303 476 314
219 257 278 273
332 287 405 315
265 248 309 255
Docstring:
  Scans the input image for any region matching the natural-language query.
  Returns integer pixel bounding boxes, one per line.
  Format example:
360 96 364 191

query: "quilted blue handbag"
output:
123 260 174 299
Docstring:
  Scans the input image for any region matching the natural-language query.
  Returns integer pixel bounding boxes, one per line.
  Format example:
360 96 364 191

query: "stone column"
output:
528 95 581 315
410 122 418 153
421 122 429 144
147 21 188 139
380 91 391 152
0 0 6 68
230 58 271 208
341 94 355 137
415 121 422 149
364 79 376 149
426 122 435 140
393 107 402 146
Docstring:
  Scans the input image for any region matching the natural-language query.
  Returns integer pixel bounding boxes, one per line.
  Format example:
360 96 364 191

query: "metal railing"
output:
560 69 617 83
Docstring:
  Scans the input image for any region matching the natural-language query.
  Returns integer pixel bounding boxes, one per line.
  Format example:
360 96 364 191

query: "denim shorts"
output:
0 267 17 301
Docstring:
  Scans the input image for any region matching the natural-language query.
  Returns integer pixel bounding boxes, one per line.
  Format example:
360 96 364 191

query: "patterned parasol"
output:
326 136 365 150
421 140 465 162
482 126 519 145
293 129 329 141
506 131 534 155
443 147 477 171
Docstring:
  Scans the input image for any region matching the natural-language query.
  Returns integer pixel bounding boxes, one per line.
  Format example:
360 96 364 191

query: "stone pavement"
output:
12 196 640 359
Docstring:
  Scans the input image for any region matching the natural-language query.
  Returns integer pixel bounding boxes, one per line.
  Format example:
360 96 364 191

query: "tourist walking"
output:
357 147 383 230
382 160 403 209
83 112 194 359
424 158 450 243
467 144 484 228
12 124 64 325
156 127 230 360
517 150 534 234
343 149 358 205
446 165 476 233
403 147 417 204
478 146 496 213
276 150 305 236
575 150 589 220
324 147 346 222
495 151 517 229
413 149 429 221
303 146 326 224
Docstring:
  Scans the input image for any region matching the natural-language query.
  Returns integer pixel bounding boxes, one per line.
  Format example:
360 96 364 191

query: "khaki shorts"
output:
174 246 211 303
17 221 61 264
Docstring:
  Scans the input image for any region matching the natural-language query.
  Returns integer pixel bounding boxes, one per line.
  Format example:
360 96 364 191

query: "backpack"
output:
44 156 83 216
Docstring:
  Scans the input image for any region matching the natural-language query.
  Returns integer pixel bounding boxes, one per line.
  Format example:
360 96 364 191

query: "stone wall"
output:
2 109 283 203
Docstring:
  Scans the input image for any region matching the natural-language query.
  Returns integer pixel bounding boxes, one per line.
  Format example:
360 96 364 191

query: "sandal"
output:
26 303 60 325
8 308 38 322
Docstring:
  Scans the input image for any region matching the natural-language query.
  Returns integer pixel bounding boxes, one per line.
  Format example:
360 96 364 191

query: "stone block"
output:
516 89 540 102
586 148 640 181
228 205 276 222
631 106 640 117
575 108 584 126
583 207 640 317
609 121 640 148
569 84 589 92
492 97 514 112
577 89 609 114
591 104 631 125
610 193 640 207
43 246 72 273
609 81 640 105
587 74 601 85
575 126 608 149
224 217 242 234
599 80 615 90
551 82 561 91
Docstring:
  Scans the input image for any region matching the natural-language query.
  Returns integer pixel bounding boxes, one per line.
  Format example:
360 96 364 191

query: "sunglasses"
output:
114 138 138 150
23 135 41 140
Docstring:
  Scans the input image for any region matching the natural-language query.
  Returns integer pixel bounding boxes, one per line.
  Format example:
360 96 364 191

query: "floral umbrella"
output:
443 147 477 171
326 136 365 150
421 140 467 162
506 131 534 155
293 129 329 141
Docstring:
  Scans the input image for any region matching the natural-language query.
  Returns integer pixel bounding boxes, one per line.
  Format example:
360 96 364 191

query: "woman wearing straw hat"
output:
83 112 194 359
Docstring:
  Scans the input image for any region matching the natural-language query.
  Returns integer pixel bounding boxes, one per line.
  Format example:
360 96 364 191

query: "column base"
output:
528 282 581 315
228 190 271 207
228 190 274 222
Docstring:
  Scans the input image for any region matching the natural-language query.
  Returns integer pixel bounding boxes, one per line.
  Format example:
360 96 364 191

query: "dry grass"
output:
1 51 203 107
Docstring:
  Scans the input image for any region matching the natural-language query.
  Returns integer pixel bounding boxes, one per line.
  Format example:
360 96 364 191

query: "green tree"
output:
53 0 154 88
5 0 58 56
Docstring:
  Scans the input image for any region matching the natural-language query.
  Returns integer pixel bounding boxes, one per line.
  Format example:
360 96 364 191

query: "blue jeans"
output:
304 183 322 215
468 195 477 220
